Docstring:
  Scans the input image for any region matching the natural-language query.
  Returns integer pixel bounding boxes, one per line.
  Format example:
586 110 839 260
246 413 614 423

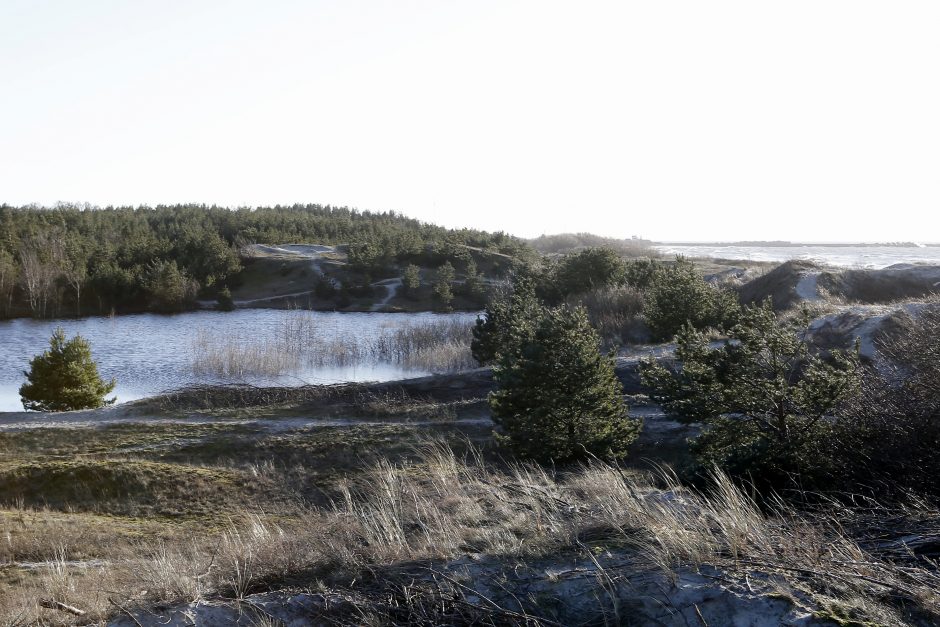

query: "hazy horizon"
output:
2 1 938 242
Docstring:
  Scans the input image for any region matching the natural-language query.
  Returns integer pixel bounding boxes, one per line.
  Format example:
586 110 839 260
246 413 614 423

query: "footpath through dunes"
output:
226 241 513 312
224 243 346 307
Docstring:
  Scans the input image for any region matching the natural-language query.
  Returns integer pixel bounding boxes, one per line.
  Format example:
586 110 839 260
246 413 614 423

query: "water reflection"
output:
0 310 478 412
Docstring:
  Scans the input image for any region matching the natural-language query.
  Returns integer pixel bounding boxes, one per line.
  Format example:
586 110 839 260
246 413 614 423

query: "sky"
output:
1 1 938 243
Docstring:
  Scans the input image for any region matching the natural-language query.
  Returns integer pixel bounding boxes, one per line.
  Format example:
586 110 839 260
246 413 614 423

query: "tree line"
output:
0 203 531 318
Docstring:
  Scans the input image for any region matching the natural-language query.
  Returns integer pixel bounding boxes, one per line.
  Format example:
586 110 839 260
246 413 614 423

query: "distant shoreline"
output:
654 241 940 248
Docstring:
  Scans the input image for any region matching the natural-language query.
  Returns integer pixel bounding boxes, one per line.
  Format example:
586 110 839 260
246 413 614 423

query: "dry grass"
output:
370 319 476 372
2 442 938 625
191 313 475 378
570 286 647 347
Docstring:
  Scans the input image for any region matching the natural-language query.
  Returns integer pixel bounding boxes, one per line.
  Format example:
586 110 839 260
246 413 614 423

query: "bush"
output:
831 305 940 496
215 287 235 311
643 256 740 341
489 305 641 463
314 278 337 300
641 302 860 488
19 327 117 412
551 247 626 297
471 278 542 366
572 285 647 347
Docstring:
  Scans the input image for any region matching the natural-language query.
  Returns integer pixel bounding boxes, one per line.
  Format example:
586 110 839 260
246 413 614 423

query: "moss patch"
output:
0 459 278 518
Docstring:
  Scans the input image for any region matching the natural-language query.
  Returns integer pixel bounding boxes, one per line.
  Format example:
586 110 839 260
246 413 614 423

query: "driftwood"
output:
38 599 85 616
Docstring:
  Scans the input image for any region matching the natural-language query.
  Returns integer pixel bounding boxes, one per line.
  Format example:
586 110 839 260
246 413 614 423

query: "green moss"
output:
0 422 261 460
0 412 493 518
0 459 273 518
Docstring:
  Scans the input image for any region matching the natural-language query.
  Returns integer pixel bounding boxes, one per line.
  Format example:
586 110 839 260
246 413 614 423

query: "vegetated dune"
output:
736 260 826 310
95 444 938 627
818 264 940 304
3 343 939 624
738 261 940 311
6 284 940 625
0 430 915 626
806 300 940 361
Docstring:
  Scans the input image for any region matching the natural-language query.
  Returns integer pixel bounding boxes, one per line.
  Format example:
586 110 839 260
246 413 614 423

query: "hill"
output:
0 204 532 318
736 260 940 311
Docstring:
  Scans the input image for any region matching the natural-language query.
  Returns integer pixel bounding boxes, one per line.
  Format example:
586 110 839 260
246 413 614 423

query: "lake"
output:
0 310 479 412
653 244 940 269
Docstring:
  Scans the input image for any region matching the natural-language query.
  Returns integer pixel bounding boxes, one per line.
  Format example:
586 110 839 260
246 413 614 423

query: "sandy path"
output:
795 272 822 301
370 278 402 311
0 408 491 433
237 244 343 305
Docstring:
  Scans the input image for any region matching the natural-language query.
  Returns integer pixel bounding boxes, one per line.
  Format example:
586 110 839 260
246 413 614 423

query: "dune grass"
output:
1 439 937 625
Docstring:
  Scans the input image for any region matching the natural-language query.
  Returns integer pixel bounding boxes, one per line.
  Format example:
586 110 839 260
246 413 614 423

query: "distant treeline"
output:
529 232 654 256
657 240 929 247
0 203 532 318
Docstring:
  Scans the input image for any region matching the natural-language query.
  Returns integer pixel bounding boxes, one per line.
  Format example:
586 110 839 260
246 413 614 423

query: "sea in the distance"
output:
653 244 940 269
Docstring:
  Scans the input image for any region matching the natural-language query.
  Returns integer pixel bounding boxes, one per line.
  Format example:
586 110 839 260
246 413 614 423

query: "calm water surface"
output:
0 310 478 412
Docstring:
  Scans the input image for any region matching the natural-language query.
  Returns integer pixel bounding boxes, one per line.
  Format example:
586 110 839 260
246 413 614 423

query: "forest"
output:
0 203 531 318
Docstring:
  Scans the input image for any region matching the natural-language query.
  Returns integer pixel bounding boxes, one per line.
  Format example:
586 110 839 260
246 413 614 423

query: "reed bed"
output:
190 329 302 378
190 312 476 379
370 319 476 372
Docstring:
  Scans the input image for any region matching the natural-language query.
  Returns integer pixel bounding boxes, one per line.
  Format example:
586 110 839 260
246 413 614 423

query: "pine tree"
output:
471 277 541 366
490 306 641 463
643 256 740 341
402 264 421 298
640 301 860 485
433 262 455 310
19 327 116 412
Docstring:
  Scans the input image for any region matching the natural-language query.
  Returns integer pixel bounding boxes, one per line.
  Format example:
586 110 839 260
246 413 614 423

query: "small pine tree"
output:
19 327 116 412
145 260 198 313
433 261 455 309
551 247 626 297
643 256 739 341
462 258 486 303
640 301 860 487
490 306 641 463
402 264 421 298
471 277 541 366
215 287 235 311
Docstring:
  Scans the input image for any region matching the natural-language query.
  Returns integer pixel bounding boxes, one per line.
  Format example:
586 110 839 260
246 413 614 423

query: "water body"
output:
653 245 940 269
0 310 478 412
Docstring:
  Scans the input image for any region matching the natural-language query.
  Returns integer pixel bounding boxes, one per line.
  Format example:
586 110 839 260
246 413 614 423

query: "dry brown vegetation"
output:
571 286 647 348
1 436 938 625
191 312 475 379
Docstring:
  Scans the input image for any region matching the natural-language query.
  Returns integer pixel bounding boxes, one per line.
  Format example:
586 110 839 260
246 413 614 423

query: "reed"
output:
190 315 475 378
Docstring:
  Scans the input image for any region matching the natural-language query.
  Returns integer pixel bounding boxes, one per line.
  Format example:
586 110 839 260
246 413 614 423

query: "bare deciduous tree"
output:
19 232 66 318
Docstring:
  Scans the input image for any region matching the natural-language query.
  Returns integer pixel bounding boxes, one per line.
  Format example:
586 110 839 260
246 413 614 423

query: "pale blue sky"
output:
1 1 938 242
